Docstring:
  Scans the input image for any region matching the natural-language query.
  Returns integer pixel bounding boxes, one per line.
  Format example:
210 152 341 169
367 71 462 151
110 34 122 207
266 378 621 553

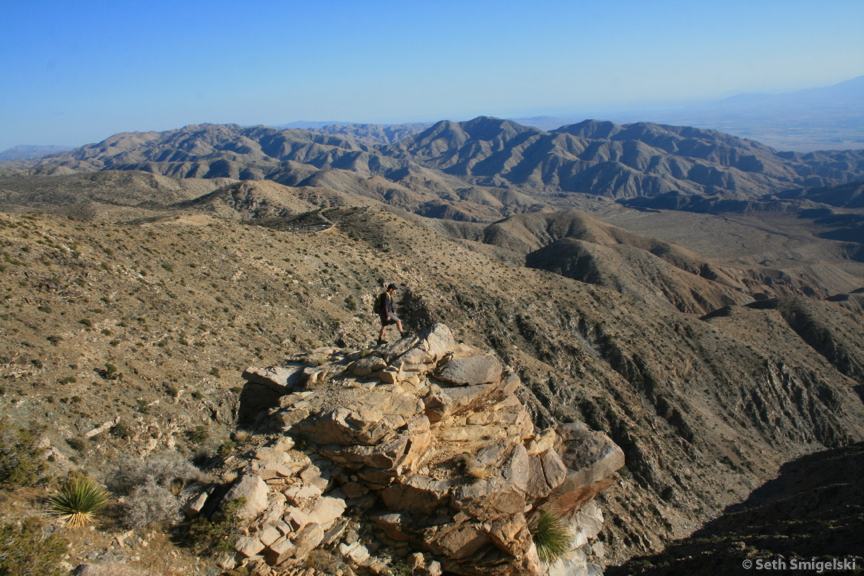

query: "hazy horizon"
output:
2 0 863 149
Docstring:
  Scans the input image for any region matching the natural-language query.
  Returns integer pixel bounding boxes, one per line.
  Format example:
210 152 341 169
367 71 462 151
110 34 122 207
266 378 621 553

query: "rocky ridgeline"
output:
217 324 624 575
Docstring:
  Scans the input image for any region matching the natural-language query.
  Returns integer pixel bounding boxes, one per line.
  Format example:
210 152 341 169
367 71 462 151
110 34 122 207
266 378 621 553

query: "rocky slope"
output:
214 324 624 575
608 442 864 576
1 169 863 575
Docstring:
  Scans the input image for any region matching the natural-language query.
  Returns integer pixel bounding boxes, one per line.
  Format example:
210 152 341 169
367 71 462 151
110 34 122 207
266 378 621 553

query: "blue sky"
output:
1 0 862 149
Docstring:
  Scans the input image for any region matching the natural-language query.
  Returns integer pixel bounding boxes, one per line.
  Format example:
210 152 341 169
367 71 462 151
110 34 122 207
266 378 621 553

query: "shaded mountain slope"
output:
608 442 864 576
525 237 744 314
780 180 864 209
777 295 864 383
449 209 748 314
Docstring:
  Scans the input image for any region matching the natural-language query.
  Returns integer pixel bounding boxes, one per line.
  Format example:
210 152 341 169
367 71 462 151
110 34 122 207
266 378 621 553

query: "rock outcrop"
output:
221 324 624 575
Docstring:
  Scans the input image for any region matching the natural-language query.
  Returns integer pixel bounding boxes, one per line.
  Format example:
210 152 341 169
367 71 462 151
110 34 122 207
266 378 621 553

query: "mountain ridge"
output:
26 118 864 211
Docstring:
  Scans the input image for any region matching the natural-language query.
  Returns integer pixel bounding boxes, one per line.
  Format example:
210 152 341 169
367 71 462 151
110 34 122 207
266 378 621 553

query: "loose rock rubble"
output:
218 323 624 575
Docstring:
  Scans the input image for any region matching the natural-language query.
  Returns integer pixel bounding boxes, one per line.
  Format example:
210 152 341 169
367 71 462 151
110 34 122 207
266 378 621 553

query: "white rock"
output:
259 524 281 547
225 474 269 520
234 535 265 558
306 496 346 530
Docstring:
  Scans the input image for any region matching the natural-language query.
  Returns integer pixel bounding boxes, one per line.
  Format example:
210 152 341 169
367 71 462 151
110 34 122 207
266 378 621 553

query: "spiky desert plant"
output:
531 509 572 563
49 476 108 527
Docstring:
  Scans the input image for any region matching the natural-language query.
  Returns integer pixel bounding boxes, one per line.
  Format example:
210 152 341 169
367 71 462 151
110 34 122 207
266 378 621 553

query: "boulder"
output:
381 475 452 513
546 423 625 514
399 346 434 369
486 514 533 557
526 449 568 499
293 522 325 558
302 365 331 389
306 496 347 530
242 364 305 390
258 524 282 547
234 535 265 558
348 355 387 376
424 383 498 422
296 406 391 446
294 387 423 446
425 522 491 561
435 354 503 386
225 474 269 520
421 323 456 360
264 537 297 566
372 512 413 542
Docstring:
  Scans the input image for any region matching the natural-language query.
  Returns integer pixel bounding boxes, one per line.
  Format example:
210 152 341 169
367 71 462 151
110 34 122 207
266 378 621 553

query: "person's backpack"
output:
373 292 386 315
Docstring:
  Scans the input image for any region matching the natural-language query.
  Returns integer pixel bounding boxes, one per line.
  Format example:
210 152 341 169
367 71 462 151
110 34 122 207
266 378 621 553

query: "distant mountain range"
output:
0 144 73 161
23 117 864 221
515 75 864 152
276 121 430 145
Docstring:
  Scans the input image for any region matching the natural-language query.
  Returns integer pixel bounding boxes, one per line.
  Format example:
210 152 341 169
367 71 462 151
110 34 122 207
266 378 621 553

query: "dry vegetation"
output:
0 169 861 573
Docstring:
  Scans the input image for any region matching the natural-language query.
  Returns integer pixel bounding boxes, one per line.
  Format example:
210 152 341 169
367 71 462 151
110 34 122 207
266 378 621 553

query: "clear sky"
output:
1 0 862 149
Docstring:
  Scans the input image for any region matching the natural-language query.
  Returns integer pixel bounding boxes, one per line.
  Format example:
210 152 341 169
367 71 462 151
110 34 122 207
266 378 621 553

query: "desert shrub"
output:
107 453 206 529
107 452 205 496
109 420 131 439
0 518 67 576
49 475 108 527
124 478 182 529
63 202 97 222
181 498 242 555
97 363 121 381
0 424 45 487
66 436 88 453
531 510 572 564
162 382 180 398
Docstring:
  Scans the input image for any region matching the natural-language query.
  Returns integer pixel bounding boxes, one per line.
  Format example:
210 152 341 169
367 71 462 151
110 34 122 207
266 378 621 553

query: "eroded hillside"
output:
1 188 862 573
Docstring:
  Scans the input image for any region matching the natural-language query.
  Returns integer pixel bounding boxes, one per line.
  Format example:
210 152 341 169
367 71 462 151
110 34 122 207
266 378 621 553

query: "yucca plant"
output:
49 476 108 527
531 509 572 564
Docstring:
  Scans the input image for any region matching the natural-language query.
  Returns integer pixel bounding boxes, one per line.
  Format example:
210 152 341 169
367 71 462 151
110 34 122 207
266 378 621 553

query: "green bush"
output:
0 424 45 487
0 518 67 576
49 475 108 527
531 510 572 564
181 498 243 555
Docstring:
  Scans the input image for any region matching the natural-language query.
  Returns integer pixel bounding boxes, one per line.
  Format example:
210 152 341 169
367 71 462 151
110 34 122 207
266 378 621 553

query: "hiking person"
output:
374 283 404 344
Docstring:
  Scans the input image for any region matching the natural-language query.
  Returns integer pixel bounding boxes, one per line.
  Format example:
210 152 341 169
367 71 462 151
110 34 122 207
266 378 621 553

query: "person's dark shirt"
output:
383 291 396 319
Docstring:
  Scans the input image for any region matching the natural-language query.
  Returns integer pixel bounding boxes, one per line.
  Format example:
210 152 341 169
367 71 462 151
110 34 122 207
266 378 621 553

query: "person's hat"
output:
387 283 398 290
